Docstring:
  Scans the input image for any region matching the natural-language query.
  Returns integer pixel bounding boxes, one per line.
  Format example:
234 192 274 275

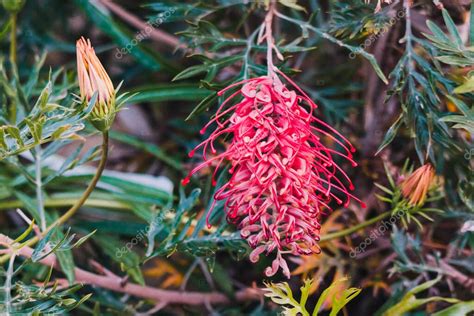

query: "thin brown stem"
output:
98 0 185 50
0 234 262 305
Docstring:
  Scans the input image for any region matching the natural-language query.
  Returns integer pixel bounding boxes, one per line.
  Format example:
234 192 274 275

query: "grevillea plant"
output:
183 2 365 278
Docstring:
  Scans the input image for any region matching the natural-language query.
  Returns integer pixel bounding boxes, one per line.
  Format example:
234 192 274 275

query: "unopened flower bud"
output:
401 163 436 206
76 37 116 132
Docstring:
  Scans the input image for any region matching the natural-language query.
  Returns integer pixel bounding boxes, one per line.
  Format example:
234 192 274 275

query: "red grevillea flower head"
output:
183 71 364 278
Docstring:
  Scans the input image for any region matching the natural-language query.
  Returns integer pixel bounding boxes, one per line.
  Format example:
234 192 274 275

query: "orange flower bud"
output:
76 37 116 131
401 163 436 206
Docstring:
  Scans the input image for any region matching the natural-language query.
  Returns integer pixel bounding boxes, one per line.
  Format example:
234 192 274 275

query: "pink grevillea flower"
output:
183 71 364 278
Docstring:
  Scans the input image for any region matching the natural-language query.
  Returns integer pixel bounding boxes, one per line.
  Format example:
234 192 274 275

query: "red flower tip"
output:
181 177 190 186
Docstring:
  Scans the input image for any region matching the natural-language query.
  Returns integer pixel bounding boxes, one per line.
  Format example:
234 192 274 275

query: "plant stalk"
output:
35 146 46 232
320 211 392 242
0 132 109 264
4 254 15 315
9 14 17 66
9 13 17 123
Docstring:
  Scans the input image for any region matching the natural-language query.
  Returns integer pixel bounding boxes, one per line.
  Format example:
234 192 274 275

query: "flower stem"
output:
9 14 17 66
4 254 15 315
35 146 46 232
9 13 17 123
319 211 392 242
264 0 276 78
0 197 129 211
0 132 109 264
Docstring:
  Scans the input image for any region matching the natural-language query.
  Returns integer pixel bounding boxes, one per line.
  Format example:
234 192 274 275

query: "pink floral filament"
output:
183 75 364 278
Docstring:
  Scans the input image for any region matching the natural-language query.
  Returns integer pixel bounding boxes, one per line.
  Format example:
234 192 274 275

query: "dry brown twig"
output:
0 233 262 306
426 255 474 292
98 0 187 51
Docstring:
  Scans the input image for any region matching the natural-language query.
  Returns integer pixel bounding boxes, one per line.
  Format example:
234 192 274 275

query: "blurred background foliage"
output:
0 0 472 315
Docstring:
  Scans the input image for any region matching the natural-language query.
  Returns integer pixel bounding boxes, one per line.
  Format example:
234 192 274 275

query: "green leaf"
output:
453 75 474 94
31 228 55 262
441 9 463 49
279 0 307 12
5 125 23 147
329 287 361 316
185 92 218 121
264 277 361 316
432 301 474 316
264 281 308 316
471 0 474 45
382 276 462 316
375 114 403 155
0 19 11 41
0 127 7 149
25 117 44 144
72 230 97 248
211 262 235 297
128 84 211 103
274 13 388 84
173 64 210 81
53 228 76 284
109 130 182 171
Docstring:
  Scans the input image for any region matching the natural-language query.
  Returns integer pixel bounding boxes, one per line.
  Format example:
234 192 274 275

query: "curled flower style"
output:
183 72 364 278
76 37 116 131
401 163 435 206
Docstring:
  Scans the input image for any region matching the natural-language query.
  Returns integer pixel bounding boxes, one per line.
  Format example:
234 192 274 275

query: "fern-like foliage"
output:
264 277 361 316
0 59 95 160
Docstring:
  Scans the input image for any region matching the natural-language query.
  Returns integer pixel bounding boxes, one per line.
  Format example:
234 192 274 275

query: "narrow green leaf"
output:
441 9 463 48
185 92 218 121
0 127 7 149
375 114 403 155
54 229 76 284
13 220 35 243
432 301 474 316
128 84 211 103
5 125 23 147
